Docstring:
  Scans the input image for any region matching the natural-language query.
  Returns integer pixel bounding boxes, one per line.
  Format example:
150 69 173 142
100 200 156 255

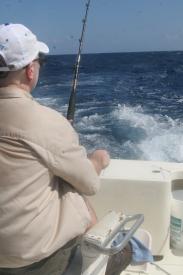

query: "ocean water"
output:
33 51 183 162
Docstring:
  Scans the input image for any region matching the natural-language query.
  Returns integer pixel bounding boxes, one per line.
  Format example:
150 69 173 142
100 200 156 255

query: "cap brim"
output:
37 41 49 54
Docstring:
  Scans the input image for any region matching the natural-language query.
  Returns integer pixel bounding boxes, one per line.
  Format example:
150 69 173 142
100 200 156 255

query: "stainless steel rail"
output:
83 214 144 256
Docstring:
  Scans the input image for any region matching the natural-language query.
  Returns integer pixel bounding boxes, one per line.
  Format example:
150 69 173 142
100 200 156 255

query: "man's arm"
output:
34 110 110 195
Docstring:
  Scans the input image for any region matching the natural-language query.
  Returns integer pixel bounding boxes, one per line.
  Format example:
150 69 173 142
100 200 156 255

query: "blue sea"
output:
33 51 183 162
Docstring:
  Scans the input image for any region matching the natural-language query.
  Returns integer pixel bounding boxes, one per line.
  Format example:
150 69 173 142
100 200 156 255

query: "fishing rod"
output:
67 0 91 122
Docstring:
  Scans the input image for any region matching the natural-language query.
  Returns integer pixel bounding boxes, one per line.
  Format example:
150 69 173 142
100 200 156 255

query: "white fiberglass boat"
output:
77 159 183 275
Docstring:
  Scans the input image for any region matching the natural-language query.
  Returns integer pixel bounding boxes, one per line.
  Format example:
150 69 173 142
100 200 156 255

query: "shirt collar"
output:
0 86 33 99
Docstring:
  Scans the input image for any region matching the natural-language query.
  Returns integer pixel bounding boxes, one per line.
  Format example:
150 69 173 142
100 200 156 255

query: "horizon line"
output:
49 49 183 56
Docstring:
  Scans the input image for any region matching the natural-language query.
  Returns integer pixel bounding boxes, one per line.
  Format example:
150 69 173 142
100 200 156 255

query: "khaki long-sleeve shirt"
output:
0 87 100 268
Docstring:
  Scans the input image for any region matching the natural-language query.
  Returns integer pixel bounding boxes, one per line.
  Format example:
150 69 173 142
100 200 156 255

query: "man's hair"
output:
0 55 9 79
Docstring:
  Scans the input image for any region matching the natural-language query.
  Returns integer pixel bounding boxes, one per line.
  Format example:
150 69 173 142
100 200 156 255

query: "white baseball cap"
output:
0 23 49 72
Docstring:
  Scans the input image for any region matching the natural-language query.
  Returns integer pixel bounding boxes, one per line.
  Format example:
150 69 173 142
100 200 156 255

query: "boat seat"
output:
63 211 143 275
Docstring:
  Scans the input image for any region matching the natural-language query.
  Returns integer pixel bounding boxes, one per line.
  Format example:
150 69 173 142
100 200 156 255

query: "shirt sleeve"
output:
23 113 101 196
49 140 101 195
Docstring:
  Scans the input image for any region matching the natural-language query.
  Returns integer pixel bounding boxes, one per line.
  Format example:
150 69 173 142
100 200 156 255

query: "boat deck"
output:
124 250 183 274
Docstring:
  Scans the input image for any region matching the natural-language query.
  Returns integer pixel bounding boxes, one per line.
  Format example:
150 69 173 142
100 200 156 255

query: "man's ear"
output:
25 63 34 81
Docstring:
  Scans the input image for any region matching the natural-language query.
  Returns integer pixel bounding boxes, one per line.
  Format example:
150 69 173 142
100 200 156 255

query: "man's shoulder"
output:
31 100 77 141
32 100 68 125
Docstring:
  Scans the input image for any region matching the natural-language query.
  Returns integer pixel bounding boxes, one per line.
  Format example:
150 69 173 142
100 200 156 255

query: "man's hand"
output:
88 149 110 175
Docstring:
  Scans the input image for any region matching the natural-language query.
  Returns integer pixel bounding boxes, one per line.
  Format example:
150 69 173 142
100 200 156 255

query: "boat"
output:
72 158 183 274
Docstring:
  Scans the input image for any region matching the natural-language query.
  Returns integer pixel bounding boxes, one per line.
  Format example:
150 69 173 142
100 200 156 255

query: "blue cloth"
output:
112 231 154 265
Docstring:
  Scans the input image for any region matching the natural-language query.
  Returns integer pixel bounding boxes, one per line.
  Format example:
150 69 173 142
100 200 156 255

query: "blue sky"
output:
1 0 183 54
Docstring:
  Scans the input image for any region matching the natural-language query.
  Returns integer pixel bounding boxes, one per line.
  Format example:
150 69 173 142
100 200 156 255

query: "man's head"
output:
0 23 49 91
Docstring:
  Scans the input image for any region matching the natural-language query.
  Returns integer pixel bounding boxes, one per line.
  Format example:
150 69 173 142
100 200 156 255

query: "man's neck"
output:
0 83 31 93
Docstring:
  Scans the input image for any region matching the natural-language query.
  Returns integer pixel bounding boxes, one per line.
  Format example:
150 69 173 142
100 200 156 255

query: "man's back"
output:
0 86 99 268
